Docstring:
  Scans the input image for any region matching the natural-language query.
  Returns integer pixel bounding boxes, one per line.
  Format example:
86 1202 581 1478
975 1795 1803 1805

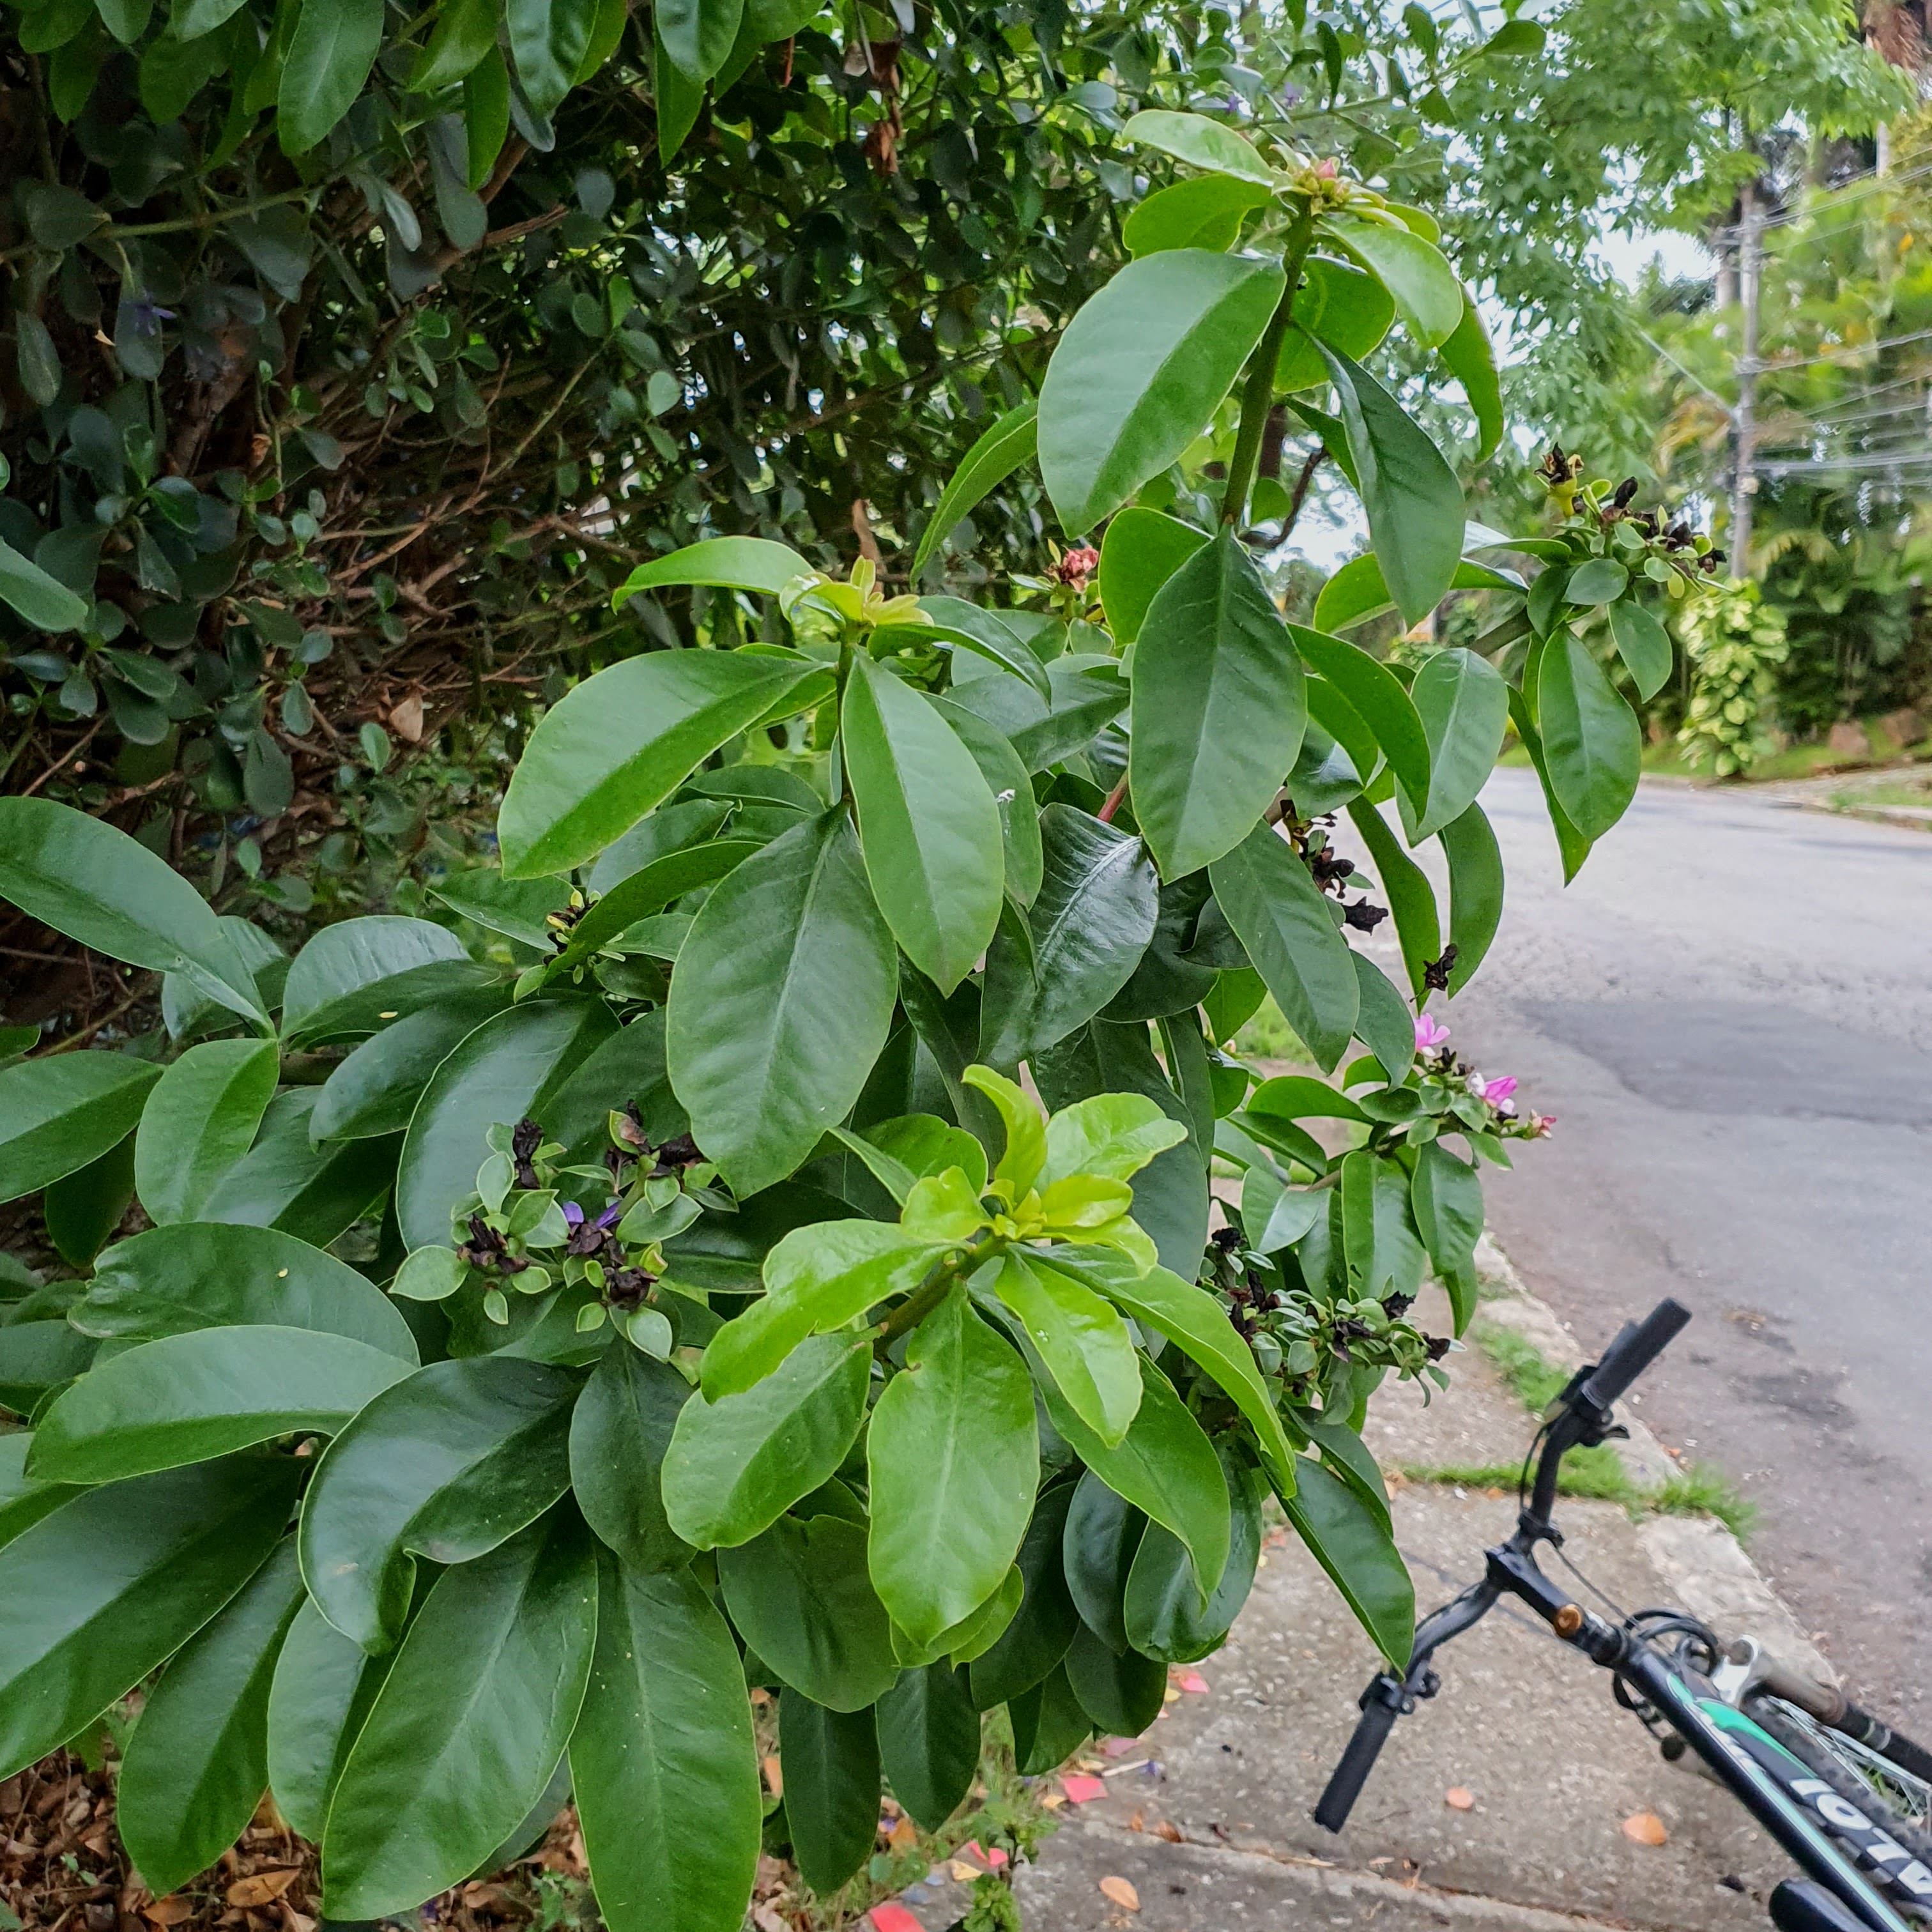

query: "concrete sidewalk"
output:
887 1243 1820 1931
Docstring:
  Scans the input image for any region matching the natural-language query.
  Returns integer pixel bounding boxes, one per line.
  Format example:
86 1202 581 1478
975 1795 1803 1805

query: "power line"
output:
1756 399 1931 440
1706 160 1932 240
1758 448 1932 473
1756 326 1932 372
1788 371 1932 424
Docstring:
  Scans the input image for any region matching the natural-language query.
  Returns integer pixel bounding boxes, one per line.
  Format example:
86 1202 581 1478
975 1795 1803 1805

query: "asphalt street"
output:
1404 769 1932 1711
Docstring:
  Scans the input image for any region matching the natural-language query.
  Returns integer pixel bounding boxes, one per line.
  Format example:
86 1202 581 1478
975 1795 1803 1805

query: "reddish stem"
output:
1097 774 1128 824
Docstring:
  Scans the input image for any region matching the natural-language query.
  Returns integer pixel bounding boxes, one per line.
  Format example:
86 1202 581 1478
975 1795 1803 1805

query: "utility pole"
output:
1730 180 1763 575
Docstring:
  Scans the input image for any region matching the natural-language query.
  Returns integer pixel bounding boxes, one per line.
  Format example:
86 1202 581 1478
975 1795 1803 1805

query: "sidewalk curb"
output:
1469 1232 1833 1685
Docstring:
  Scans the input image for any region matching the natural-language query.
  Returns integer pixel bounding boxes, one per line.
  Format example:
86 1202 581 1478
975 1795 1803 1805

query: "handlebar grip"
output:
1314 1682 1400 1832
1579 1298 1691 1410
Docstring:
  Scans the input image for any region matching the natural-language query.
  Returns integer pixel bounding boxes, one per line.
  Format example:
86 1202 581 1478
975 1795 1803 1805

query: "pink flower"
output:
1533 1113 1556 1138
1481 1075 1517 1105
1414 1014 1450 1051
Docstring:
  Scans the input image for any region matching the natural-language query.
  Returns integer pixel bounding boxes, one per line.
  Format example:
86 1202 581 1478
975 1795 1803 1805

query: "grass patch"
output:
1473 1318 1569 1412
1234 994 1312 1066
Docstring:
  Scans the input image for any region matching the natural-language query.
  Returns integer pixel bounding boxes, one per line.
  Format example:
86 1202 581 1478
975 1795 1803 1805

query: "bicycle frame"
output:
1314 1305 1919 1932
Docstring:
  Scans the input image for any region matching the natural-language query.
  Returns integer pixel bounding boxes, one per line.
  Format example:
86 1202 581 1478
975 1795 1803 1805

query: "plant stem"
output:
1222 203 1317 532
875 1232 1005 1347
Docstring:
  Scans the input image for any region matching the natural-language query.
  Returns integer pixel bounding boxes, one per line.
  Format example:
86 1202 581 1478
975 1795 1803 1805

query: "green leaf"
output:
967 1481 1078 1707
1040 1092 1186 1190
912 400 1038 576
539 840 761 986
1039 1354 1228 1601
1131 529 1307 880
1009 1660 1093 1772
1411 1140 1482 1284
877 1662 978 1831
1437 295 1502 462
1279 1454 1414 1667
409 0 496 88
612 537 809 605
960 1064 1045 1200
569 1344 693 1571
1315 348 1464 628
463 45 512 183
311 990 510 1142
1275 257 1397 392
1207 823 1358 1071
49 1128 135 1268
29 1327 413 1483
1062 1621 1165 1735
134 1038 278 1225
978 806 1158 1069
942 654 1129 774
924 696 1045 909
1061 1469 1142 1653
991 1255 1138 1447
1351 951 1416 1082
571 1554 762 1932
778 1694 880 1897
841 656 1002 993
278 960 500 1055
282 916 470 1042
116 1539 305 1897
277 0 383 153
299 1356 580 1652
0 799 268 1027
0 1455 300 1780
1325 215 1464 349
650 22 705 161
506 0 599 115
1609 598 1674 702
1123 174 1271 256
868 1287 1037 1644
499 652 817 878
322 1510 597 1919
1096 508 1209 649
197 1091 398 1250
0 537 89 632
1291 625 1432 822
719 1514 898 1710
267 1599 396 1843
1346 800 1441 1004
700 1222 936 1400
1566 557 1629 606
1312 553 1521 635
1403 647 1508 841
73 1221 418 1358
1039 250 1285 535
1506 684 1593 882
1439 801 1503 992
662 1333 871 1549
668 813 897 1198
0 1052 158 1203
1533 633 1640 840
1124 1445 1261 1662
0 1434 80 1552
396 999 617 1249
830 1116 986 1206
1121 109 1282 187
652 0 742 80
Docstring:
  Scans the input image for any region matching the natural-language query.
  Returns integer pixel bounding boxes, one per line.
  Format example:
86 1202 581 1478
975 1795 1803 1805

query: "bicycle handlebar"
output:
1577 1297 1692 1411
1313 1680 1401 1832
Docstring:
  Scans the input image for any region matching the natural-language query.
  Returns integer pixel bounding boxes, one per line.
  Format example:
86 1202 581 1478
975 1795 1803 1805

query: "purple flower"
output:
595 1199 624 1230
1482 1075 1517 1105
562 1201 585 1229
1414 1014 1450 1051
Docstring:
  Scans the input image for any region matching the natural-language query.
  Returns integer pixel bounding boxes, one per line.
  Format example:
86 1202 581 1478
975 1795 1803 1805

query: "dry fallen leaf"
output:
947 1860 981 1883
1445 1787 1476 1811
390 695 425 743
143 1900 195 1926
887 1816 918 1853
1623 1811 1669 1846
226 1870 300 1908
1098 1875 1140 1911
1127 1809 1144 1832
761 1753 784 1796
1153 1820 1183 1843
1039 1790 1067 1810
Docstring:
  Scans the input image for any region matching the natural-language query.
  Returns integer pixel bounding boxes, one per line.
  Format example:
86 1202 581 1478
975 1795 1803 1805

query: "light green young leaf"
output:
829 1116 987 1206
610 535 811 605
899 1166 988 1244
990 1253 1140 1446
1040 1091 1186 1190
961 1064 1045 1200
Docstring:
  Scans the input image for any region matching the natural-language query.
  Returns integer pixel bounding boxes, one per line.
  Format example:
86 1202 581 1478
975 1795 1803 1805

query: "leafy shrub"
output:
1676 578 1791 776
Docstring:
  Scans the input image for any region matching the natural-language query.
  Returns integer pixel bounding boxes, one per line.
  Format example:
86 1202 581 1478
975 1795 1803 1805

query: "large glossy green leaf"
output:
979 806 1158 1069
941 655 1128 774
1289 625 1432 824
1534 632 1641 840
914 599 1054 698
1439 801 1503 993
779 1694 880 1897
299 1356 581 1651
586 799 733 896
1038 1354 1228 1601
1346 801 1441 1003
73 1221 418 1358
1317 347 1464 627
1325 214 1464 348
990 1255 1138 1448
277 959 500 1052
499 653 818 878
1123 174 1272 256
408 0 496 87
926 696 1044 908
569 1343 694 1572
198 1090 399 1249
281 916 470 1044
134 1038 279 1225
967 1480 1078 1708
1063 1621 1166 1735
1131 529 1307 880
323 1510 598 1919
1411 1140 1483 1307
0 1454 300 1779
0 1320 95 1413
0 1052 158 1202
612 539 813 604
1312 553 1522 635
506 0 598 113
668 813 896 1198
572 1554 761 1932
1096 507 1209 648
1438 294 1502 461
1352 951 1416 1081
661 1333 870 1549
1507 684 1593 883
1208 823 1358 1071
539 841 762 987
1038 250 1286 534
1273 257 1397 390
1121 109 1282 186
311 991 510 1142
1123 1445 1261 1664
868 1287 1038 1646
877 1663 979 1832
117 1538 305 1896
277 0 383 153
1609 598 1675 703
0 1434 80 1552
267 1599 396 1843
30 1327 411 1483
1280 1453 1414 1667
396 999 617 1249
719 1514 899 1710
651 0 742 80
1402 647 1509 842
841 655 1002 993
912 399 1038 575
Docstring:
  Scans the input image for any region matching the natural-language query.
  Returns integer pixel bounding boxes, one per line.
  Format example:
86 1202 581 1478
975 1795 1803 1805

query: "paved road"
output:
1418 769 1932 1711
